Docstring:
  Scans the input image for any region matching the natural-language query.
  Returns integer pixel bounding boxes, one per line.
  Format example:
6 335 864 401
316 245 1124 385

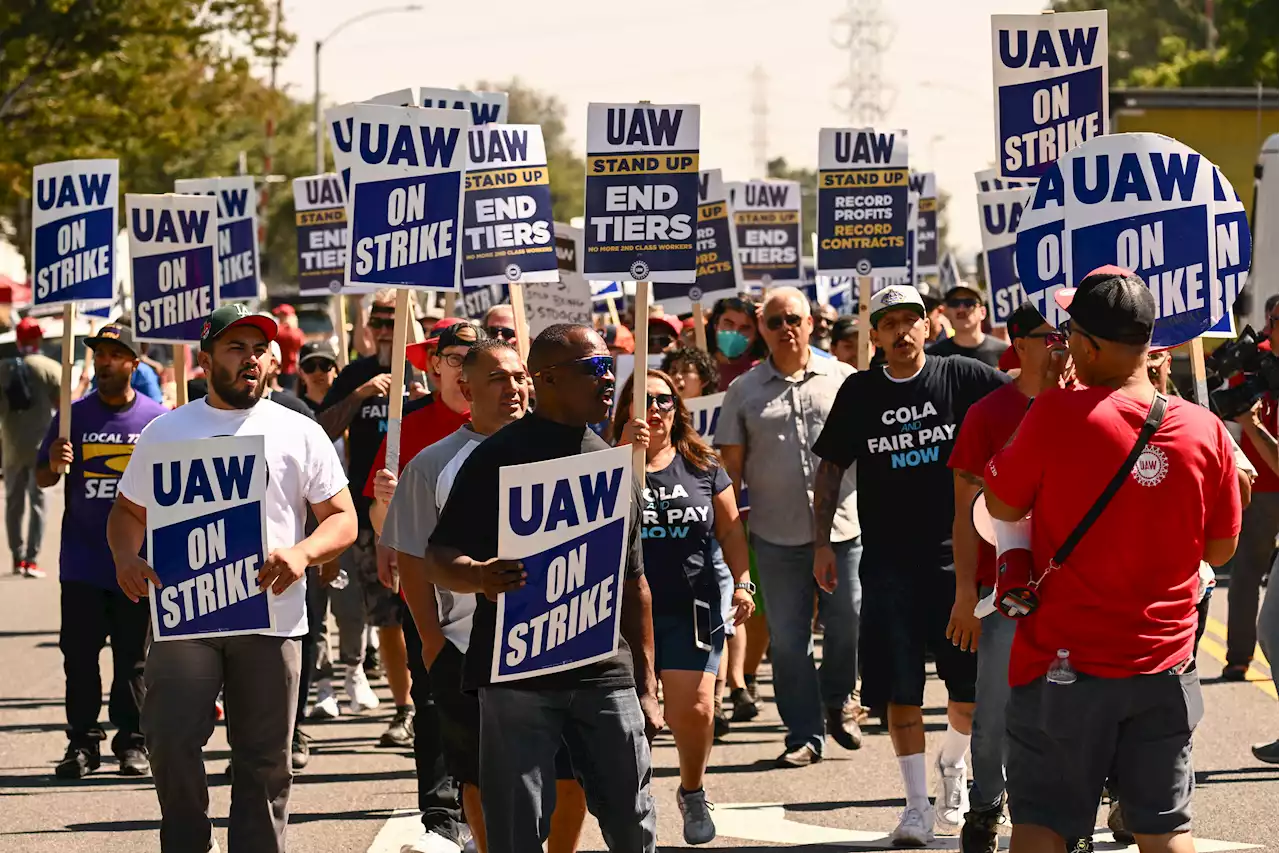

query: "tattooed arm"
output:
812 458 848 592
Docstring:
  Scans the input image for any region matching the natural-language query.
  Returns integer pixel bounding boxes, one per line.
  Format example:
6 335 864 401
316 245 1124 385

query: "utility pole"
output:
831 0 896 126
750 65 769 178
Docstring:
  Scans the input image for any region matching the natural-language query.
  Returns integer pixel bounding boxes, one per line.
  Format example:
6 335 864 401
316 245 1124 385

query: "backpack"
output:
4 357 34 411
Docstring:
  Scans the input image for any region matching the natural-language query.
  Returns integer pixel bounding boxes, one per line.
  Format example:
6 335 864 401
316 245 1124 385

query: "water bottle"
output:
1046 648 1077 684
329 568 349 591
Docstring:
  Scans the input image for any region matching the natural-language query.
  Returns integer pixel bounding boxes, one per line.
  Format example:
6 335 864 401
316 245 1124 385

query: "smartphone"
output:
693 599 714 652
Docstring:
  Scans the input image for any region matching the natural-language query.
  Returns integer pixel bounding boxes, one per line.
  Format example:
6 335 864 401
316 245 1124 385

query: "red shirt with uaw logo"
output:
986 386 1241 686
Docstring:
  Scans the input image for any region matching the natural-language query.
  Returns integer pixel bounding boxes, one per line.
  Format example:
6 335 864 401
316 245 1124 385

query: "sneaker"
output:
1221 663 1249 682
934 753 969 832
729 687 759 722
713 701 730 740
379 706 416 748
462 839 477 853
400 830 462 853
117 746 149 776
54 745 100 779
346 666 380 714
11 560 22 575
310 679 341 719
1068 838 1094 853
291 730 311 771
890 804 937 847
1107 798 1134 845
775 744 821 768
960 795 1003 853
21 561 45 579
1253 738 1279 764
214 697 224 721
826 700 863 750
677 786 717 844
364 645 383 678
744 676 761 705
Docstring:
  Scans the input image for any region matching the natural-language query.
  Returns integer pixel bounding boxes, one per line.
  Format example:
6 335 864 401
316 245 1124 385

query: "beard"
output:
96 370 130 398
210 360 261 409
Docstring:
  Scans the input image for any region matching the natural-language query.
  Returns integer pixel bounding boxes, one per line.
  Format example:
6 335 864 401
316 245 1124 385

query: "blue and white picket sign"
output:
910 172 939 276
1205 165 1251 337
31 159 118 309
817 129 909 277
173 177 259 302
905 191 919 286
420 87 509 126
144 435 272 640
686 392 725 443
493 445 633 682
1015 133 1230 349
293 174 348 297
975 167 1036 193
938 251 964 295
591 280 623 303
345 104 468 291
992 10 1108 180
584 103 700 284
127 194 219 344
727 179 802 286
978 187 1034 328
654 169 742 313
461 281 509 319
326 88 417 200
463 124 557 287
524 223 591 340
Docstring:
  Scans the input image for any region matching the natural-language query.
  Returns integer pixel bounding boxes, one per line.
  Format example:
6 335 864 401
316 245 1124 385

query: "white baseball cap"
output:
869 285 927 326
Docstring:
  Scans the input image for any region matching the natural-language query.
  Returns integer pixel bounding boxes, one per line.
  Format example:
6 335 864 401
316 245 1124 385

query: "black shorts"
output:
429 642 575 786
1006 667 1201 838
858 562 977 708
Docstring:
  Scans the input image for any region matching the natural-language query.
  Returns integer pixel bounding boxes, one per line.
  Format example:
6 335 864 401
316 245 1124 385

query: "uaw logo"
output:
505 263 523 282
855 258 873 275
1132 445 1169 487
688 286 703 301
630 260 650 281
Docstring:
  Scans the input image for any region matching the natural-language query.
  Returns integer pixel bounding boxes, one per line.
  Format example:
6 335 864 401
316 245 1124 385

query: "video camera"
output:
1205 325 1278 420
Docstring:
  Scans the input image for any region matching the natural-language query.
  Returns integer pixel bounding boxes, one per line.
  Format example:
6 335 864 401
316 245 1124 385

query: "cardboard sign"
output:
143 435 272 640
686 392 725 443
1206 166 1252 337
32 159 118 308
127 194 220 344
173 177 260 302
1015 133 1232 349
977 188 1034 328
817 129 909 277
462 124 557 287
420 87 509 126
293 174 348 297
653 169 742 313
910 172 939 276
975 167 1036 193
493 446 632 682
345 104 468 291
524 224 591 339
728 179 802 285
992 10 1108 180
584 103 701 283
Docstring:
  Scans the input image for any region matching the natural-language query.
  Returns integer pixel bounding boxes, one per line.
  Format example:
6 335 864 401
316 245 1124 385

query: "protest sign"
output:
344 104 468 291
493 445 632 682
653 169 742 317
1206 166 1251 337
32 159 118 309
293 174 348 296
523 224 591 340
817 129 909 277
143 435 272 640
583 103 700 284
728 179 802 286
686 392 725 443
591 280 623 302
1015 133 1229 349
905 191 919 286
420 87 509 126
976 167 1036 193
461 281 508 319
173 177 260 302
938 251 964 294
325 88 417 200
991 10 1108 180
127 194 219 344
977 187 1034 328
910 172 939 276
462 124 557 287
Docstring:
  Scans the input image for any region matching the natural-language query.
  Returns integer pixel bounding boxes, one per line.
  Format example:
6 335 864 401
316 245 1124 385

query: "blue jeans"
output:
478 685 656 853
970 586 1017 810
751 534 862 754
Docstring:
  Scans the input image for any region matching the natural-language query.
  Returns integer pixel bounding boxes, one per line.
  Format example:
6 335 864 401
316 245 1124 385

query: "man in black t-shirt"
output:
812 285 1008 845
927 285 1009 368
428 323 659 852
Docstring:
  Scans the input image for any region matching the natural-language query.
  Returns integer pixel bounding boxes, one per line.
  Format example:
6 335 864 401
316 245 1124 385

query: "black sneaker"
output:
744 675 760 705
1253 738 1279 764
379 706 415 748
1067 837 1094 853
729 687 759 722
960 796 1003 853
291 730 311 771
117 747 149 777
55 745 100 780
825 701 863 751
364 646 382 678
713 701 730 741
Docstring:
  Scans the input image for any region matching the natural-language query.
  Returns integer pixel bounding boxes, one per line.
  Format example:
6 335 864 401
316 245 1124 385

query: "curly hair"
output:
660 347 720 396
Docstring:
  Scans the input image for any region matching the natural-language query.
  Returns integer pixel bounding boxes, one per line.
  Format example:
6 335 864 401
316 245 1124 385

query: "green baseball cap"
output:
199 303 279 351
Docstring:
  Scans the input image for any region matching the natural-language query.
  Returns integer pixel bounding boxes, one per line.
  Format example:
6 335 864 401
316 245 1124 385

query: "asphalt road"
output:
0 488 1276 852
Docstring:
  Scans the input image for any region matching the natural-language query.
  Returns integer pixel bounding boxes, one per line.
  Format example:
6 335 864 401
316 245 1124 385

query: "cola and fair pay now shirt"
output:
118 397 348 638
812 356 1009 567
985 387 1241 687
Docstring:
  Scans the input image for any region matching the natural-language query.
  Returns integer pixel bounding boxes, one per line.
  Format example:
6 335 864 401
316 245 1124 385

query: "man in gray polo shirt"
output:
716 287 862 768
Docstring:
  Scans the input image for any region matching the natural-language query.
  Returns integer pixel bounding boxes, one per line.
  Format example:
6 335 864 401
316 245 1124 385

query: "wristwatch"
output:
734 580 757 595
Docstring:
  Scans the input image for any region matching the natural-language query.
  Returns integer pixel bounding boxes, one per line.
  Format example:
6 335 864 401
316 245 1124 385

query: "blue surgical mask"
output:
717 329 750 359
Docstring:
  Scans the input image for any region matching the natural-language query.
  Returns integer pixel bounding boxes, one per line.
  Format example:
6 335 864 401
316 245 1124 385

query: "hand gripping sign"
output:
653 169 743 313
143 435 272 640
977 187 1035 328
584 103 701 284
817 129 910 278
420 87 509 126
173 177 260 302
1015 133 1241 349
493 446 633 682
293 174 348 297
127 194 220 344
345 104 468 291
32 159 118 309
991 9 1108 180
910 171 939 276
728 179 803 286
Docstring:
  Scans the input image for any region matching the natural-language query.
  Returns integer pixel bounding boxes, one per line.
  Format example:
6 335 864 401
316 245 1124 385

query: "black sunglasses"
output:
486 325 517 341
1023 330 1068 348
537 355 614 379
368 316 395 330
765 313 803 331
646 393 676 412
301 358 336 373
946 298 979 309
1057 319 1101 350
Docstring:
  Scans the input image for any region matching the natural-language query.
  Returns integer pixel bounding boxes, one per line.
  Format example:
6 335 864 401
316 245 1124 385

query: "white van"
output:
1248 133 1279 331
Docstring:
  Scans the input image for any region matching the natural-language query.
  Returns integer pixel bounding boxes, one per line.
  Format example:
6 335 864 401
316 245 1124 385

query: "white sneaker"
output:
400 830 462 853
934 753 969 832
345 667 380 714
890 804 936 847
310 679 341 719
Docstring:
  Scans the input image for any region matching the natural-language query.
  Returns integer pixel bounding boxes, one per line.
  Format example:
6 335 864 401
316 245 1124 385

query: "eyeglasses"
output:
646 393 676 412
439 352 467 369
946 298 979 309
486 325 517 341
536 355 614 379
765 313 803 331
1058 319 1101 350
1023 331 1067 348
302 359 336 373
368 316 395 330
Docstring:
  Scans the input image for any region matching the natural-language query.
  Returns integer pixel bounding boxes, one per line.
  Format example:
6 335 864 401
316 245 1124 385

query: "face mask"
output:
717 329 750 359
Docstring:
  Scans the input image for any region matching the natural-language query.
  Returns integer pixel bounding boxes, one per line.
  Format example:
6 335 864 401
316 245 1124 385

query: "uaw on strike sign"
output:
493 446 632 682
654 169 742 313
144 436 272 640
127 194 219 344
817 129 909 278
584 103 700 283
32 159 118 309
977 187 1034 329
173 177 260 302
293 174 347 296
1015 133 1246 349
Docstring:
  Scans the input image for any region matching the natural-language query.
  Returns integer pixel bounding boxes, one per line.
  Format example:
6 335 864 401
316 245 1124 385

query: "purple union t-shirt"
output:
39 392 169 588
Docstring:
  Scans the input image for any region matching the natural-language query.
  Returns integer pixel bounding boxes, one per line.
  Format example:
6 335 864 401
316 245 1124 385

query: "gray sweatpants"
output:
142 634 301 853
4 460 43 564
1259 553 1279 690
1225 491 1279 667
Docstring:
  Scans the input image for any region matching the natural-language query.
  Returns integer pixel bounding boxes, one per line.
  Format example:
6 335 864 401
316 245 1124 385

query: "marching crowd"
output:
4 271 1278 853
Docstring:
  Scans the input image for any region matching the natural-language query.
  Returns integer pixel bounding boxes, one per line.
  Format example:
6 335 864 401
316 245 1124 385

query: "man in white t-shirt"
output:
108 304 356 853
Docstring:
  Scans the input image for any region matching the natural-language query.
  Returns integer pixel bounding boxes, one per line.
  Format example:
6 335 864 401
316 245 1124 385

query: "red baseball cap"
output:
426 317 466 344
15 317 42 342
272 303 296 317
649 314 682 339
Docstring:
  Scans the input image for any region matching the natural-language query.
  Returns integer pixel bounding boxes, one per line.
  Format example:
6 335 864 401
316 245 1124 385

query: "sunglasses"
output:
368 316 395 330
537 355 614 379
646 393 676 412
946 298 979 309
1057 319 1101 350
1023 330 1067 348
765 313 803 331
486 325 517 341
302 359 336 373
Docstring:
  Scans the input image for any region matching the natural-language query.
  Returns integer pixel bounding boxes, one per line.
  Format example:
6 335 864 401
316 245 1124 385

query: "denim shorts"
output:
653 612 724 674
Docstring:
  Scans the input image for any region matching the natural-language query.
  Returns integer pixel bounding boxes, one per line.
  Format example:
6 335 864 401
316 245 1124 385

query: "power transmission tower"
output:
831 0 896 126
750 65 769 177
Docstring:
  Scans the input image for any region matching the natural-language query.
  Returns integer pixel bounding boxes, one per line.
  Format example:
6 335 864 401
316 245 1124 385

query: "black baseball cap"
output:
199 303 279 351
831 315 859 341
299 341 338 365
435 320 488 351
85 323 138 358
943 285 982 302
1007 303 1050 340
1055 265 1155 345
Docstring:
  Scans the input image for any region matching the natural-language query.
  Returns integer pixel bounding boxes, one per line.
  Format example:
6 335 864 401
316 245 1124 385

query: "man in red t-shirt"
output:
271 304 306 392
946 304 1067 851
984 269 1242 852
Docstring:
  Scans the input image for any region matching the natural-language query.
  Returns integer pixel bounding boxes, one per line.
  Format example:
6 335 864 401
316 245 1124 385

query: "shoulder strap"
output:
1050 393 1167 568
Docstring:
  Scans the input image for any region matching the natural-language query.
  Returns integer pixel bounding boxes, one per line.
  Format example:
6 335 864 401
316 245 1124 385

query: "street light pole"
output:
314 39 323 173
